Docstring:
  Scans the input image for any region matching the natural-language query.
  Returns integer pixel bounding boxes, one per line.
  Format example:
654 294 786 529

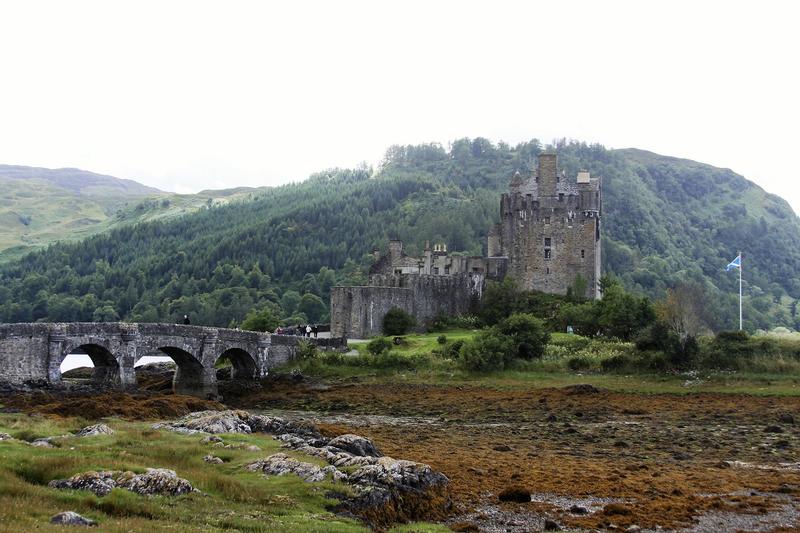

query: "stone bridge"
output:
0 323 347 397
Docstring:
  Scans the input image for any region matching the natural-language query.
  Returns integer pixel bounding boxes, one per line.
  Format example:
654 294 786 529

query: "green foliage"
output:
240 307 279 332
436 335 447 345
296 340 319 360
458 330 515 371
366 337 393 356
494 313 550 359
2 140 800 332
382 308 416 336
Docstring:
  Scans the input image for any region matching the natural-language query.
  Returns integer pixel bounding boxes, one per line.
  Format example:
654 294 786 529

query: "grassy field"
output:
0 412 448 532
294 329 800 397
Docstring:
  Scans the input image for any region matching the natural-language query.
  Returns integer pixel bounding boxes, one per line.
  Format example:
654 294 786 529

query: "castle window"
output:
444 266 450 275
394 269 402 275
434 267 439 275
558 193 564 202
544 217 550 225
581 249 585 259
544 238 551 247
544 249 551 259
546 267 550 274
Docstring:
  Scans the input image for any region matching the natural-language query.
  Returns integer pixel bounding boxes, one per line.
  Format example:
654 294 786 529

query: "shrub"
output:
459 332 515 371
600 354 631 372
495 313 550 359
437 335 447 345
567 356 592 371
367 336 393 356
382 308 416 336
445 340 464 359
296 340 318 360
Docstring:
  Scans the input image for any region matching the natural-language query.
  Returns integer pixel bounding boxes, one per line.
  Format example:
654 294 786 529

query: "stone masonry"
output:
330 153 602 339
0 322 346 397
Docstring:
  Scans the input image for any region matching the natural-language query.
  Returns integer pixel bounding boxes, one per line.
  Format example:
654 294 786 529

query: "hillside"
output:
0 165 266 262
0 140 798 331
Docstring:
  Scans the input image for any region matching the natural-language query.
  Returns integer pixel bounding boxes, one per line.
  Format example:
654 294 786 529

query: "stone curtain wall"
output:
330 273 483 339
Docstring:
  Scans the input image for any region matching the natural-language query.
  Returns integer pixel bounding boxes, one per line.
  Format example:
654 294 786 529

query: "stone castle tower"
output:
488 153 601 299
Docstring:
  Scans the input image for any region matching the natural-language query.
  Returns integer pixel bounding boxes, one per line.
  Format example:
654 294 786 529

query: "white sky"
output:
1 1 798 212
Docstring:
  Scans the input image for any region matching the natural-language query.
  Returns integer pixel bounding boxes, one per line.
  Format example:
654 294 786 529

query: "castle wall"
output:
331 273 483 339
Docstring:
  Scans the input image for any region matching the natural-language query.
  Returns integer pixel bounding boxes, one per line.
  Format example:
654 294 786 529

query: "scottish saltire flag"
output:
725 254 741 271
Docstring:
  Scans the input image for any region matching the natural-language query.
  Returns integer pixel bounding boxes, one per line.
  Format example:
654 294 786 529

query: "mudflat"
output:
227 379 800 531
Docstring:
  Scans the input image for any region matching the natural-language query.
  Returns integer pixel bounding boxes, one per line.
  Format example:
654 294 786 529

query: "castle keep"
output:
330 153 601 338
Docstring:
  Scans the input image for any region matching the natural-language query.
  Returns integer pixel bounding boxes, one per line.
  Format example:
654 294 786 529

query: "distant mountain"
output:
0 164 161 197
1 140 798 331
0 164 265 262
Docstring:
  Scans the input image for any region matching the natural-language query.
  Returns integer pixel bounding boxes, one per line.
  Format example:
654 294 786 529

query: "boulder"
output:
328 434 381 457
49 471 117 497
76 424 114 437
119 468 195 496
31 438 55 448
49 469 195 497
0 432 12 441
247 453 330 483
50 511 97 526
203 455 224 464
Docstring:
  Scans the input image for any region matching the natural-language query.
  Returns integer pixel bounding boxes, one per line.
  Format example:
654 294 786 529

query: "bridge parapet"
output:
0 322 347 398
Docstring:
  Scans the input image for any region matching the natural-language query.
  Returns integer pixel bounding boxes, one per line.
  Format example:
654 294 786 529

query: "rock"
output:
203 455 223 464
613 440 629 448
328 434 382 457
777 483 798 494
49 471 117 497
626 526 642 532
201 435 223 444
31 438 55 448
569 505 589 514
156 410 252 434
119 468 196 496
497 486 531 503
246 453 328 482
544 518 561 531
50 511 97 526
49 469 195 497
492 444 513 452
76 424 114 437
0 432 12 441
545 413 557 423
764 425 784 433
156 410 321 439
564 384 600 395
672 451 692 460
778 413 795 424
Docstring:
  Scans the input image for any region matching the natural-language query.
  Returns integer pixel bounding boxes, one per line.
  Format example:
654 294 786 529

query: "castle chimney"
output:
538 153 558 196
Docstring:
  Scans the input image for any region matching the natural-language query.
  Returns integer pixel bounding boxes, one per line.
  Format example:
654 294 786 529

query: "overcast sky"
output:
1 1 798 212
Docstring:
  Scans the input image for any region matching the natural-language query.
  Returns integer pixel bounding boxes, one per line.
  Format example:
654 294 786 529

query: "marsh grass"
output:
0 414 368 532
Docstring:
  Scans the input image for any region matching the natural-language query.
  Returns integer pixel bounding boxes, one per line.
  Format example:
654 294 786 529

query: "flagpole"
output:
738 250 742 331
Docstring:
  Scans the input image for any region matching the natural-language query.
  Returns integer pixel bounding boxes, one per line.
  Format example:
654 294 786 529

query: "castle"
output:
330 153 601 338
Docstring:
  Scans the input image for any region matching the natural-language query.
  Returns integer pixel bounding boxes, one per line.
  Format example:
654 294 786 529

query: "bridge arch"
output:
215 347 258 381
143 346 212 397
59 340 121 387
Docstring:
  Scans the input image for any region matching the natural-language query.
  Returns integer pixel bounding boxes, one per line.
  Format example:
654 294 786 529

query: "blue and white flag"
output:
725 254 741 271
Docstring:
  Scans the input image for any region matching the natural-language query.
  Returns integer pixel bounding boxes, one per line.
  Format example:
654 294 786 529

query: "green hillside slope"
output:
1 140 797 331
0 165 266 262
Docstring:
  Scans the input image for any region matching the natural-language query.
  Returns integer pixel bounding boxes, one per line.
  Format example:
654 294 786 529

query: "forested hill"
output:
1 139 798 331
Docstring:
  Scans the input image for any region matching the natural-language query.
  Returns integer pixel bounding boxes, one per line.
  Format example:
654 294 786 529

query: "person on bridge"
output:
183 315 191 325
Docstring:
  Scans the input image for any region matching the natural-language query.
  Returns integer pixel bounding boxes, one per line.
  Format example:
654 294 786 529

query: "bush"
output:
495 313 550 359
444 340 464 359
367 337 393 356
437 335 447 345
600 354 631 372
567 356 592 371
296 340 318 360
459 332 515 371
382 308 416 336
